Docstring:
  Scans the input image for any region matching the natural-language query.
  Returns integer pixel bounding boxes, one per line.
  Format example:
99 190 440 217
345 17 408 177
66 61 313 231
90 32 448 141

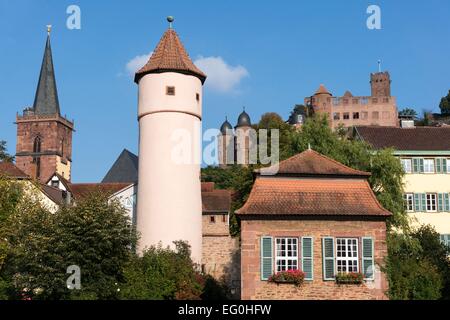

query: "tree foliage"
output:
0 189 137 300
386 225 450 300
0 141 14 162
399 108 418 119
439 90 450 115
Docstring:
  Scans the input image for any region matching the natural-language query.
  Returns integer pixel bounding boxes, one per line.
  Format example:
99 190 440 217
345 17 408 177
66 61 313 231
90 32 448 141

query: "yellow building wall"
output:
56 156 71 181
404 173 450 234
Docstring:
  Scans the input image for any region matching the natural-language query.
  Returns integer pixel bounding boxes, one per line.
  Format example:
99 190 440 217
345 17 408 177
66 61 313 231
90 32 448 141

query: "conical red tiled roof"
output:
314 84 332 96
135 28 206 84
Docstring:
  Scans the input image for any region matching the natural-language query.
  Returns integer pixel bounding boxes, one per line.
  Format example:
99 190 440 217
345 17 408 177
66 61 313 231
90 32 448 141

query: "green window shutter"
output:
362 237 375 280
414 193 421 212
322 237 335 281
443 159 448 173
412 158 419 173
444 194 450 212
419 158 425 173
436 158 442 173
421 193 427 211
438 193 444 212
260 237 273 281
301 237 314 281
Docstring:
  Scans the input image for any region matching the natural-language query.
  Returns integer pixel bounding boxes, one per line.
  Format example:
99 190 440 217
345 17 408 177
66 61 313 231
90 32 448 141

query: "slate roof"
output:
135 28 206 84
33 34 60 115
0 162 29 179
256 149 370 177
102 149 139 183
355 126 450 151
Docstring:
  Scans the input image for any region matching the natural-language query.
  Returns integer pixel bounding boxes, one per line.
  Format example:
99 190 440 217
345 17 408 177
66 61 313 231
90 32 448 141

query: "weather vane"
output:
167 16 174 29
47 24 52 35
378 59 381 73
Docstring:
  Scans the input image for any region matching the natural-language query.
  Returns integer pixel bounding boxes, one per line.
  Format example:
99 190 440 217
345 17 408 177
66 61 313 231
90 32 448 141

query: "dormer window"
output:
166 86 175 96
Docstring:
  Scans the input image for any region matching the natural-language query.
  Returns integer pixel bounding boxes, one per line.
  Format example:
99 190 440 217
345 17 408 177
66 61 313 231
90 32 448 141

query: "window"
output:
423 159 435 173
426 194 437 212
336 238 359 273
372 111 379 120
353 112 360 119
275 238 298 272
166 86 175 96
343 99 349 105
51 180 59 188
372 98 378 104
447 159 450 173
401 159 412 173
343 113 350 120
222 215 227 223
352 98 359 104
333 112 340 120
361 111 368 120
403 193 414 212
333 98 340 106
210 216 215 223
440 235 450 249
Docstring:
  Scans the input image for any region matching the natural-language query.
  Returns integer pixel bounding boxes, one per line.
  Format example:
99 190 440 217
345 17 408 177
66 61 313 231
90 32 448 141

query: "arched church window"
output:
33 136 41 153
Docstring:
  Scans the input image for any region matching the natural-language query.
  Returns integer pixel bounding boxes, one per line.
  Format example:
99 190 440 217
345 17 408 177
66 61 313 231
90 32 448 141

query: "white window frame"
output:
401 159 412 174
336 238 359 274
447 159 450 173
423 159 435 174
426 193 437 212
275 238 299 272
403 193 414 212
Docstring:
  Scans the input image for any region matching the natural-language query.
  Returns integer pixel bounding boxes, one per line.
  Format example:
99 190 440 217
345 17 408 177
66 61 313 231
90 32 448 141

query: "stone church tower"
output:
15 28 74 183
135 17 207 263
370 71 391 97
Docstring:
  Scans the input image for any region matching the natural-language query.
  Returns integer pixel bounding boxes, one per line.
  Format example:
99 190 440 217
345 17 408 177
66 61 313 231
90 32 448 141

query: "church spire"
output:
33 27 60 115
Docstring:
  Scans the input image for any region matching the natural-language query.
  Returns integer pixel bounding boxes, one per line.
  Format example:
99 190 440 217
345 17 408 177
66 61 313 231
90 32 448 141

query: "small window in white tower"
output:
166 86 175 96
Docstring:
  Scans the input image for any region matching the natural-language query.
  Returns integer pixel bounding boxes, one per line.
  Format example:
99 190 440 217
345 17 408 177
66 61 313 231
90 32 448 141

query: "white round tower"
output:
135 17 207 263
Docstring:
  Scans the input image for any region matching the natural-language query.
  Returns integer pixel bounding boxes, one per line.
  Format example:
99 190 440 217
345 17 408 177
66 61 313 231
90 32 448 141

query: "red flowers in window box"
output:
268 269 305 286
335 272 364 285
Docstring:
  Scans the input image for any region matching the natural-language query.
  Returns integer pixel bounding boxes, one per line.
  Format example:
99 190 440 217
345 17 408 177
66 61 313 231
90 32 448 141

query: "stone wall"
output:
240 218 389 300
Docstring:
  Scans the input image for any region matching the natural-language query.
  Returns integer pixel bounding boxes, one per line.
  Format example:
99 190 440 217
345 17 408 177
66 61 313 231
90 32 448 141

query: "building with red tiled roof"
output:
0 162 29 179
237 149 390 300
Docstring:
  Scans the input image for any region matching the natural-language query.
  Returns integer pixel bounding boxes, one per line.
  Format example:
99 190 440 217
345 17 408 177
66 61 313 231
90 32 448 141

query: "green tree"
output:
0 141 14 162
399 108 418 119
385 225 449 300
1 192 137 300
119 241 204 300
439 90 450 115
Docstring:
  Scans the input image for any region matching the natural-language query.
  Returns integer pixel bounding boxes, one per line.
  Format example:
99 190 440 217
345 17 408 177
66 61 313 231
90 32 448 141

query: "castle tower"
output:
135 17 207 262
235 109 252 166
15 27 74 183
218 118 234 168
370 71 391 97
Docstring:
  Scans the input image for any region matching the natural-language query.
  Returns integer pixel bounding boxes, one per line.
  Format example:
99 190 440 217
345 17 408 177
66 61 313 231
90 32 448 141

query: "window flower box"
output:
268 270 305 287
335 272 364 285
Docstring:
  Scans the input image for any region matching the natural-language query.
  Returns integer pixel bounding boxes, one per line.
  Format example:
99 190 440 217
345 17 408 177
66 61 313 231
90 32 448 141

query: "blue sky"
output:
0 0 449 182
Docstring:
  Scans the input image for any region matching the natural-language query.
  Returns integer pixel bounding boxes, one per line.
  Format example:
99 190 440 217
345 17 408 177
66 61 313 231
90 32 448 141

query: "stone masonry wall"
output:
240 218 389 300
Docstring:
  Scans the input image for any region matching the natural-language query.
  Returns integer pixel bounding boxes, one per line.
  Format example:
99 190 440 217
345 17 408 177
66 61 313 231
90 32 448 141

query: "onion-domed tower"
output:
235 108 252 166
218 117 234 168
135 17 207 263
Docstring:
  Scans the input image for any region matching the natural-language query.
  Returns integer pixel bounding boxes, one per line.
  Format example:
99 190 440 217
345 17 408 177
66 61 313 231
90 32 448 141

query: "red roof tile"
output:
355 126 450 151
135 29 206 84
236 178 391 217
69 183 131 200
257 149 370 177
314 84 332 96
202 188 231 212
0 162 29 179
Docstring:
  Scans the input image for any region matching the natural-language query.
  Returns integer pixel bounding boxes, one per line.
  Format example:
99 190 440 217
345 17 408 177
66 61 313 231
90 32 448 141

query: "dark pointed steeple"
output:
33 27 60 115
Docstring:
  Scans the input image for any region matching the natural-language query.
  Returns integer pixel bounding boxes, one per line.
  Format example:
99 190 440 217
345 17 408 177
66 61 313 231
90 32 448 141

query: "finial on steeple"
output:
377 59 381 73
243 106 246 111
47 24 52 36
167 16 174 29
